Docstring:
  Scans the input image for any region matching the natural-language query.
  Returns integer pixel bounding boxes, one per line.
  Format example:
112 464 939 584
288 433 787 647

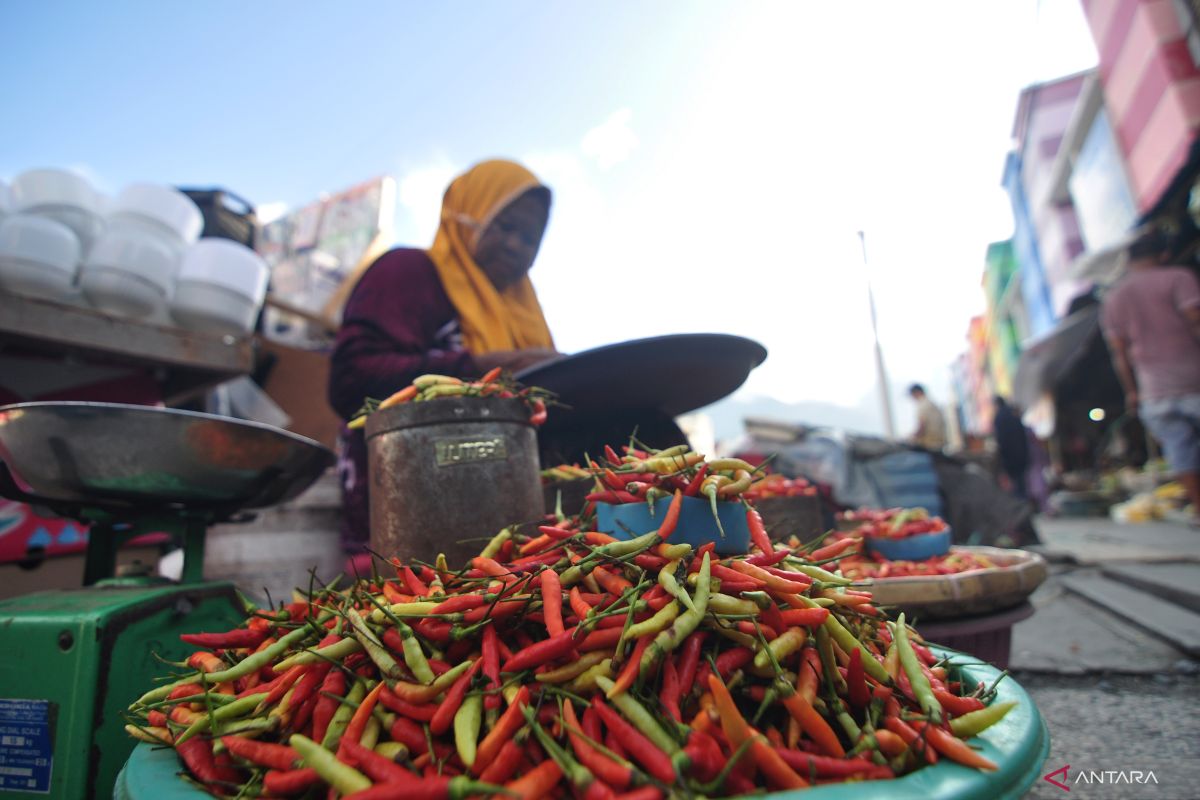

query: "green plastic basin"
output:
114 648 1049 800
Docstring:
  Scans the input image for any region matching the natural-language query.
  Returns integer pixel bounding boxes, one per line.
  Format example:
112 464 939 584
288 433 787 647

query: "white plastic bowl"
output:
10 168 104 251
0 214 82 301
80 267 169 320
171 280 261 335
84 228 178 295
109 183 204 249
177 238 269 300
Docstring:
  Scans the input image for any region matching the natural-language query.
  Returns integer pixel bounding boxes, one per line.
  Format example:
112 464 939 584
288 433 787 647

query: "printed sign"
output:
0 699 53 794
435 437 508 467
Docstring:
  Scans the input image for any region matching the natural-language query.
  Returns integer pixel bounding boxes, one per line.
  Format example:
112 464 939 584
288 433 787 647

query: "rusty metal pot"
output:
365 396 544 568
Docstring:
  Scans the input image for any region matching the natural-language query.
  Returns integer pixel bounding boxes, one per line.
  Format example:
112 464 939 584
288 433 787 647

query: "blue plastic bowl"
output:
115 646 1050 800
595 495 750 554
866 527 952 560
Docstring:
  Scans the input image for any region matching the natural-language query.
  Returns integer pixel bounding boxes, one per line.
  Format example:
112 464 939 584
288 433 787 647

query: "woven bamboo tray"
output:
859 546 1048 620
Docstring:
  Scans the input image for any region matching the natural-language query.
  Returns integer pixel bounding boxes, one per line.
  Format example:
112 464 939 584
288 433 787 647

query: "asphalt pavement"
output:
1003 514 1200 799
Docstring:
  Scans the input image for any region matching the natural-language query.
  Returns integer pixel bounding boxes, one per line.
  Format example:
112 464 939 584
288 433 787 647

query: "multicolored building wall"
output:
1082 0 1200 212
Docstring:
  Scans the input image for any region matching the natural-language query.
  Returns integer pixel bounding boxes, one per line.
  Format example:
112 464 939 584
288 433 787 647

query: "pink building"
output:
1082 0 1200 212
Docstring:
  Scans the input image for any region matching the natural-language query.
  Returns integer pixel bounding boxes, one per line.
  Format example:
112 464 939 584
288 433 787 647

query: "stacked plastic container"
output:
0 167 268 337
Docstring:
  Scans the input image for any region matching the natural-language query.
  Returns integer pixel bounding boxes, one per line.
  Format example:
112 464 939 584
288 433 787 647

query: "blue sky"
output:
1 1 1099 439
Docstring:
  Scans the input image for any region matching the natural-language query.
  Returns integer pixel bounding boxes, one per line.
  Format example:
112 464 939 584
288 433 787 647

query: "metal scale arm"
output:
0 461 227 585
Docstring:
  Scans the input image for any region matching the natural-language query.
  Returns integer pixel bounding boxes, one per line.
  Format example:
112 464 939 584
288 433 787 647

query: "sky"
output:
0 1 1099 440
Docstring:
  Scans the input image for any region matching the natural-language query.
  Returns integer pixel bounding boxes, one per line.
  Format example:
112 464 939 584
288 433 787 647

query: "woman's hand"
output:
474 348 562 374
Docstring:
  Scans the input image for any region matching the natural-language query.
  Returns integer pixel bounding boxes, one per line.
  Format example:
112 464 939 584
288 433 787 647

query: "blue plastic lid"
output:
596 494 750 554
866 528 952 561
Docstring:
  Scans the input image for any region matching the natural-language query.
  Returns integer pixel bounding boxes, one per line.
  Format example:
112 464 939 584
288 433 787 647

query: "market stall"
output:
0 368 1054 799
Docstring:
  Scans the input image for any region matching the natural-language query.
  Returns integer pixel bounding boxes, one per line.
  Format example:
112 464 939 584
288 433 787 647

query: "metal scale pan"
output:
0 401 336 585
0 401 334 512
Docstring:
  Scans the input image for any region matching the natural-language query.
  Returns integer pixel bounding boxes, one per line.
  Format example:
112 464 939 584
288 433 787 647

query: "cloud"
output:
394 157 462 244
581 109 638 170
255 201 289 225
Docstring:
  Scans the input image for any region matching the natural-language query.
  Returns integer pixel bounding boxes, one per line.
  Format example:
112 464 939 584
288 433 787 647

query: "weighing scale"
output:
0 402 334 800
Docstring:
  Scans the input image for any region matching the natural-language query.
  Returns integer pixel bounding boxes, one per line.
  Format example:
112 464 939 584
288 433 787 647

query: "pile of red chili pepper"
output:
833 551 1000 581
347 368 552 431
742 475 817 501
126 453 1017 799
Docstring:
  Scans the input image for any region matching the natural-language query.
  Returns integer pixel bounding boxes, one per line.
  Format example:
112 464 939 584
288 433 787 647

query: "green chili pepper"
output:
822 611 893 686
135 618 330 707
753 627 807 671
290 733 371 794
893 613 942 724
346 608 407 681
479 528 512 560
321 679 367 750
595 676 680 754
274 637 363 671
640 551 710 678
949 700 1016 738
658 560 696 612
175 692 268 744
454 694 484 767
623 600 680 641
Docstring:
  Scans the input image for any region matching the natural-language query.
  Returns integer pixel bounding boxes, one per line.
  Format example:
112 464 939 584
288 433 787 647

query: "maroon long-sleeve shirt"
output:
328 248 480 550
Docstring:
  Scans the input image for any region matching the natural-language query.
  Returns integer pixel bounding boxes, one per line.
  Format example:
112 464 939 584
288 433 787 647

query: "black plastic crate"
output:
177 187 257 249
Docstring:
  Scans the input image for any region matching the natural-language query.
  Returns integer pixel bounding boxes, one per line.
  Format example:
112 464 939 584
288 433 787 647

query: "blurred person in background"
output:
1101 227 1200 525
907 383 947 451
992 395 1031 500
328 159 560 571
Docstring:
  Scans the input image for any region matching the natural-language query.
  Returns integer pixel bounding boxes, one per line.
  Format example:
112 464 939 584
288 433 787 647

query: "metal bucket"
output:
366 397 544 568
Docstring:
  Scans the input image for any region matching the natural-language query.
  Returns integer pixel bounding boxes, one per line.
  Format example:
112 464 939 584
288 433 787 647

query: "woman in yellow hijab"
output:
328 158 559 561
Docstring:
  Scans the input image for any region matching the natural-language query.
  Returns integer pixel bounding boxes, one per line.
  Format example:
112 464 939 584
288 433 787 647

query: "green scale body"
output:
0 581 244 799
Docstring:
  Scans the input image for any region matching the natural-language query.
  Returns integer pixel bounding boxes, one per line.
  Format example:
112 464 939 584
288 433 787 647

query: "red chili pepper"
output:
684 464 709 496
563 701 632 790
746 508 774 554
389 714 429 751
884 716 937 764
847 648 870 708
311 669 346 744
777 749 893 779
461 598 527 625
540 569 565 636
746 548 791 567
604 445 623 466
682 729 723 782
429 659 483 735
263 767 321 796
529 398 547 426
760 565 814 585
481 624 502 711
697 646 753 688
910 720 998 770
478 738 524 784
932 687 985 716
180 627 269 650
676 632 706 693
586 490 639 504
499 630 575 673
658 489 683 540
778 608 830 627
176 737 241 786
472 686 531 776
221 735 298 771
659 657 682 722
591 697 676 785
401 566 429 596
577 627 624 652
736 620 778 640
432 593 489 614
808 537 857 561
378 688 438 721
339 739 411 784
608 635 653 697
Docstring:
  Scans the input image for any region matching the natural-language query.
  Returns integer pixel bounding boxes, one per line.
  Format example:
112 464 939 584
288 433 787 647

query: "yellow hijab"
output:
427 159 555 354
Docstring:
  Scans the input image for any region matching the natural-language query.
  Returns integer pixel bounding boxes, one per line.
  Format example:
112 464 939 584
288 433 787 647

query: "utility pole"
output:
858 231 897 439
